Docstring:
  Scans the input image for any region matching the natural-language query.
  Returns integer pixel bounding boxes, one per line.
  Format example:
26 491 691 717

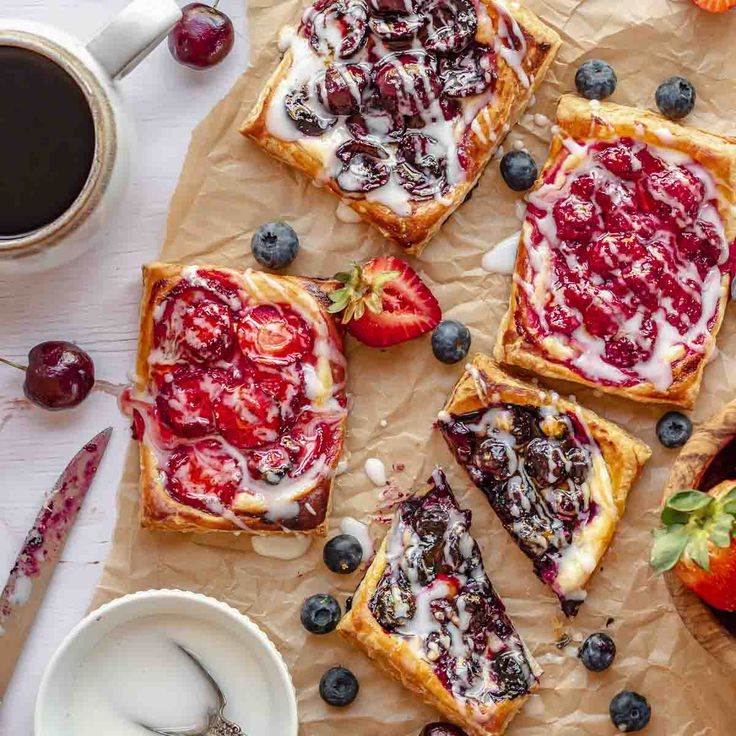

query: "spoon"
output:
139 644 244 736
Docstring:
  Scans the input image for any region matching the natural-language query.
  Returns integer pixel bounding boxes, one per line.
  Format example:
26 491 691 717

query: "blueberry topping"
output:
655 76 696 121
575 59 617 101
473 437 517 480
419 722 469 736
431 320 471 364
323 533 363 573
499 150 538 192
251 222 300 269
319 666 359 707
656 411 693 448
578 632 616 672
300 593 342 634
524 438 567 485
609 691 651 732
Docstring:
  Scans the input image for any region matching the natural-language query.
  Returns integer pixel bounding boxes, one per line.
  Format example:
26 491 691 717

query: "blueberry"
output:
499 151 538 192
578 632 616 672
656 411 692 449
323 534 363 574
575 59 617 101
251 221 300 269
655 76 696 121
431 320 471 364
420 723 469 736
300 593 341 634
319 666 359 707
609 691 651 732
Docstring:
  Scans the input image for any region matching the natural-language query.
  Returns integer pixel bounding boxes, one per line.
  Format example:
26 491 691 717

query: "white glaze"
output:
251 535 312 560
481 230 521 274
340 516 373 560
364 457 387 486
336 202 362 223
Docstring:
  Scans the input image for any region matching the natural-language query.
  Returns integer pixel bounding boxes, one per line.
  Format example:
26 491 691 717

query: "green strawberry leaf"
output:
666 490 713 513
723 500 736 516
661 505 689 526
720 487 736 505
710 513 735 548
687 531 711 572
334 271 352 284
650 525 690 573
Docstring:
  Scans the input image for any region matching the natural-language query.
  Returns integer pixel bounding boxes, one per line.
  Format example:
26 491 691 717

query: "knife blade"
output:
0 427 112 698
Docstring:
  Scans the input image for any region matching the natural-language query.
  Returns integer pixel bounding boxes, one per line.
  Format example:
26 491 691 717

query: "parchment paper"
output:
94 1 736 733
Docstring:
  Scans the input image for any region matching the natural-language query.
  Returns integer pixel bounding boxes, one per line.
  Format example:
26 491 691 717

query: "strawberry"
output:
651 481 736 611
328 256 441 347
691 0 736 12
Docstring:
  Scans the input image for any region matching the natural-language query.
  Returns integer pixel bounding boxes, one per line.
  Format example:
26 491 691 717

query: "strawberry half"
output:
328 256 441 347
691 0 736 12
651 481 736 611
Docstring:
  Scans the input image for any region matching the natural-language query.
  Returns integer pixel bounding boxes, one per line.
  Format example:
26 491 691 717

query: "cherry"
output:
439 46 496 98
166 440 242 511
368 0 417 12
335 139 391 192
372 52 441 116
237 304 313 366
346 101 405 142
285 84 337 137
0 341 95 411
420 0 477 55
303 0 369 59
213 379 281 449
155 367 223 438
316 63 369 116
368 11 423 42
168 2 235 70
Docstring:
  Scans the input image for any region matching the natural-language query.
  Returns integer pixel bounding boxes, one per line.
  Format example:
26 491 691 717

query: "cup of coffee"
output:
0 0 181 274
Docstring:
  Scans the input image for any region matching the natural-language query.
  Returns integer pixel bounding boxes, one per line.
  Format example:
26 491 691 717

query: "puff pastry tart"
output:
438 355 651 616
240 0 560 254
122 263 347 535
495 94 736 408
338 468 541 736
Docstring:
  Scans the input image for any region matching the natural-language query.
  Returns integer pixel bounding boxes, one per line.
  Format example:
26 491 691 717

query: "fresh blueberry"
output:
431 320 471 364
419 724 469 736
656 411 693 449
251 221 300 269
575 59 617 100
499 151 538 192
609 691 651 732
300 593 342 635
578 632 616 672
655 77 696 121
319 666 359 707
323 534 363 574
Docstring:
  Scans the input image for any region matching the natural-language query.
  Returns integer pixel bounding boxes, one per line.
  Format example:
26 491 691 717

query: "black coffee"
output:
0 46 96 237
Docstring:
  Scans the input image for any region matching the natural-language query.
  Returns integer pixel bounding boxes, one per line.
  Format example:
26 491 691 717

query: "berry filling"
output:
155 367 225 438
440 403 602 616
335 139 392 192
372 51 442 116
285 84 337 137
213 379 281 450
316 63 370 116
237 304 313 366
303 0 370 58
517 136 733 393
368 470 539 707
420 0 477 55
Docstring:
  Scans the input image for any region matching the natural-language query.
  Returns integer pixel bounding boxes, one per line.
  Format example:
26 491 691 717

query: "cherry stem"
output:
0 357 27 373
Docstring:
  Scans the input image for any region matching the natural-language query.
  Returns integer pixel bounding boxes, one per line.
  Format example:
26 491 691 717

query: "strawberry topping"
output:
213 379 281 449
237 304 313 366
155 367 225 437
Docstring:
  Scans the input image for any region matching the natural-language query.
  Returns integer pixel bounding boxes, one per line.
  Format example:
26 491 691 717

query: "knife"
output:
0 427 112 699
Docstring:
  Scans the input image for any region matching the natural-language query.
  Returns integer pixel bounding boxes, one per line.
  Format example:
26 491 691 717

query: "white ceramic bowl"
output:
35 589 298 736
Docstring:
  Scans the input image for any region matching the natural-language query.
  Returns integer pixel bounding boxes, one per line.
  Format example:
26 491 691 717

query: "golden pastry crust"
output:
337 475 539 736
240 1 561 255
495 95 736 409
440 355 651 601
131 262 347 535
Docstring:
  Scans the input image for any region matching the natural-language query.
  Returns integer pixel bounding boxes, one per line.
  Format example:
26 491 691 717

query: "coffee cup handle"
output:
87 0 182 80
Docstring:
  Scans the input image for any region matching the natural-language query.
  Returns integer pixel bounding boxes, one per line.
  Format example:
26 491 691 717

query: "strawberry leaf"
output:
710 513 735 548
661 506 689 526
724 500 736 516
650 525 690 573
666 490 713 513
687 531 711 572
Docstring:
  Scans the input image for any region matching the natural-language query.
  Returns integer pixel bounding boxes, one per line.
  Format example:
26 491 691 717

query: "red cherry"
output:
303 0 369 59
155 367 224 438
168 3 235 70
316 63 369 116
166 440 243 512
213 379 281 450
237 305 312 366
372 52 441 116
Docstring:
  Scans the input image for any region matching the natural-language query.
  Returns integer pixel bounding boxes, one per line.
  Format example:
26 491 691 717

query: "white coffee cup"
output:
0 0 181 274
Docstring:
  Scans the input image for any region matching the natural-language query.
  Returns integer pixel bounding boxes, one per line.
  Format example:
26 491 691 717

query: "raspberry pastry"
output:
338 469 541 736
495 95 736 408
123 263 347 534
439 355 650 616
240 0 560 254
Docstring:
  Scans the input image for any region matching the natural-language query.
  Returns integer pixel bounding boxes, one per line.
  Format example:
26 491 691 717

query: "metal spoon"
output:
139 644 243 736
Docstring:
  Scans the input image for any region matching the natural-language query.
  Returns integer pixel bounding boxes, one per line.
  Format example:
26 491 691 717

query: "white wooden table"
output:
0 1 249 731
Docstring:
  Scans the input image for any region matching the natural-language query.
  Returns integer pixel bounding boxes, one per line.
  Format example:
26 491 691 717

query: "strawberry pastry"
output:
240 0 560 254
495 95 736 408
122 263 347 534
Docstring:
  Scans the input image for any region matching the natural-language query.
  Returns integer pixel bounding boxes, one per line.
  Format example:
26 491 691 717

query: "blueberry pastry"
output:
494 95 736 408
240 0 561 254
337 469 541 736
122 263 347 534
439 355 651 616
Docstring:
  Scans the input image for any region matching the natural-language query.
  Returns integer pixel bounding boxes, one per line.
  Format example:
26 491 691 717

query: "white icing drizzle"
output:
340 516 374 560
481 230 521 274
364 457 387 486
251 535 312 560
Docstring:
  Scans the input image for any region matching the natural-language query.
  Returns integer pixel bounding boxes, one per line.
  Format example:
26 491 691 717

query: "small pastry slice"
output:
338 469 541 736
438 355 651 616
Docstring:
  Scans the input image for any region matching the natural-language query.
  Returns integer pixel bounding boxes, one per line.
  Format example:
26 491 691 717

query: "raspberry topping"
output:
237 304 313 366
519 136 730 393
